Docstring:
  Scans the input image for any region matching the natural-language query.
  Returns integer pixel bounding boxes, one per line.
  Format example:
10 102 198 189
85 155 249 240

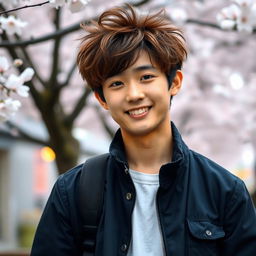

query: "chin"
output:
125 125 157 136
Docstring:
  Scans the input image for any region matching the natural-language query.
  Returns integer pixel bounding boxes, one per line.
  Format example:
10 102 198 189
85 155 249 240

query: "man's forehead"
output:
104 50 159 81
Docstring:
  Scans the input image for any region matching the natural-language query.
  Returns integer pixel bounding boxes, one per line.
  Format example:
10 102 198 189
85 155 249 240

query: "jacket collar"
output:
109 128 127 164
109 122 189 170
159 122 189 189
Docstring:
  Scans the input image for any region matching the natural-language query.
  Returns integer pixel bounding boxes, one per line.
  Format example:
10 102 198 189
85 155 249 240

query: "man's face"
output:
95 51 182 138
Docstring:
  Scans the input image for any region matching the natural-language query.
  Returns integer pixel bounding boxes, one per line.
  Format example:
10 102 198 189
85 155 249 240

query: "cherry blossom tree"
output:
0 0 256 205
0 55 34 121
0 0 152 174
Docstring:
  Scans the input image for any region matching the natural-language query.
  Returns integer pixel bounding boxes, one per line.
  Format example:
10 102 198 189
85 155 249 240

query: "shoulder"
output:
187 149 247 202
52 164 83 206
186 151 256 256
187 150 255 221
189 149 239 183
31 164 85 255
58 164 83 185
57 153 109 190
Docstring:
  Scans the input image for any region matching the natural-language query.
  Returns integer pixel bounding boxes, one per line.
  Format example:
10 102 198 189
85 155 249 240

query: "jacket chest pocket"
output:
187 220 225 256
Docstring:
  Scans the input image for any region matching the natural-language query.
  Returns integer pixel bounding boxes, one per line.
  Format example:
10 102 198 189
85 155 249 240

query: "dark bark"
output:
41 110 79 174
37 85 80 174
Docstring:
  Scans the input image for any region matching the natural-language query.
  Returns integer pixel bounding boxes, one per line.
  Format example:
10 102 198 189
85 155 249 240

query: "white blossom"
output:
5 74 23 89
0 75 6 84
236 2 256 32
5 73 31 97
0 56 33 122
47 0 91 12
49 0 66 9
0 54 34 122
217 1 256 33
0 15 27 36
20 67 35 82
0 56 10 73
167 7 188 26
216 4 241 29
219 19 237 30
237 16 254 32
16 84 29 97
68 0 90 13
234 0 254 8
0 98 21 122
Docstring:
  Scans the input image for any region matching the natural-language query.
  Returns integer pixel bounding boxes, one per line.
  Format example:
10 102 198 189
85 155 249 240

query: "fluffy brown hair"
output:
77 4 187 92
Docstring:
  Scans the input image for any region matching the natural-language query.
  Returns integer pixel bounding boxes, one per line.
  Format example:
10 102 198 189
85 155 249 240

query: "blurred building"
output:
0 119 110 251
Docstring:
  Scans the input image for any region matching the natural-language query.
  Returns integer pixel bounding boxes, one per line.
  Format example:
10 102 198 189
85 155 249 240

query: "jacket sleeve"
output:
221 179 256 255
30 173 82 256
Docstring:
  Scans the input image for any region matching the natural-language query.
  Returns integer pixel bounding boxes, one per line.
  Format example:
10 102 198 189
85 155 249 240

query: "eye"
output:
141 74 155 81
109 81 123 88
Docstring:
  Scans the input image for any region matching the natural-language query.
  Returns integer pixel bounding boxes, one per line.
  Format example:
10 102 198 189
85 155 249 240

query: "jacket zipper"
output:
156 189 169 256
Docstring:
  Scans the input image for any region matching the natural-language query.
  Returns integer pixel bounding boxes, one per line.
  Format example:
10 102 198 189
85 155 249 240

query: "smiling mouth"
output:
126 107 151 117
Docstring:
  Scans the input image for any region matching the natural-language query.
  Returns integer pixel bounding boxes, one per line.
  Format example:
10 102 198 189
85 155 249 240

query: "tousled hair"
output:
77 4 187 98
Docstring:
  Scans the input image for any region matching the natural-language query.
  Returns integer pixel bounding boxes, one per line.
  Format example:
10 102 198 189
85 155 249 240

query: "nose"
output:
125 83 145 102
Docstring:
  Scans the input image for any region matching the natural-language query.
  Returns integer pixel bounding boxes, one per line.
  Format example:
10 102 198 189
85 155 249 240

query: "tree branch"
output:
0 0 150 16
48 8 62 88
0 27 45 86
65 87 91 126
0 1 50 15
14 37 46 86
0 22 81 48
59 61 77 89
2 17 255 49
0 0 254 49
26 80 46 111
131 0 151 7
186 19 222 30
0 33 43 108
0 0 153 48
186 18 256 32
5 121 49 146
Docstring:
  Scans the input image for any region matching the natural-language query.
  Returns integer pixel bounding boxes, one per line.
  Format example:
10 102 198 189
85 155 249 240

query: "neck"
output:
121 123 173 174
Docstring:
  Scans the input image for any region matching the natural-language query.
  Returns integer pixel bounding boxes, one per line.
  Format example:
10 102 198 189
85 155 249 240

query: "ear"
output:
94 91 109 110
170 70 183 96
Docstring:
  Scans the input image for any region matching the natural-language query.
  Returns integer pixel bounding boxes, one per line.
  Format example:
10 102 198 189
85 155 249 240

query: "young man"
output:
31 5 256 256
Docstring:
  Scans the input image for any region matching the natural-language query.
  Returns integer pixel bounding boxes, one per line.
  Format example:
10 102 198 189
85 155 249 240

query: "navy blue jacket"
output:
31 123 256 255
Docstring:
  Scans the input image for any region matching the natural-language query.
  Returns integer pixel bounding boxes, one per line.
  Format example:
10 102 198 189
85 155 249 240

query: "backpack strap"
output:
78 153 109 255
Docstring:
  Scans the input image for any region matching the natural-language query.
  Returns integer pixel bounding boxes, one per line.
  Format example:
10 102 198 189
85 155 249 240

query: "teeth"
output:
129 107 148 116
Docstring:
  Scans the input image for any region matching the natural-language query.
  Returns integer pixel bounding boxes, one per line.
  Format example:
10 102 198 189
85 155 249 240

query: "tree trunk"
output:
40 101 80 175
53 133 79 175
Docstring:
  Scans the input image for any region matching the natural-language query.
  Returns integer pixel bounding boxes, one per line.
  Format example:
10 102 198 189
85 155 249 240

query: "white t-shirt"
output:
127 169 165 256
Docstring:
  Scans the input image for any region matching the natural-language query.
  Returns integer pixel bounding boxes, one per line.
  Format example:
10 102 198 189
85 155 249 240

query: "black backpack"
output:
78 153 109 256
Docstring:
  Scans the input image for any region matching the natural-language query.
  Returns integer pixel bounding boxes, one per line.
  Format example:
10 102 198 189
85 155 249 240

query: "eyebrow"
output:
132 65 157 72
106 65 157 81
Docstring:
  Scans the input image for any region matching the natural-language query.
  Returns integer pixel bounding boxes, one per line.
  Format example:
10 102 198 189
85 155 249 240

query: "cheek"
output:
104 98 120 113
107 104 125 126
150 85 170 101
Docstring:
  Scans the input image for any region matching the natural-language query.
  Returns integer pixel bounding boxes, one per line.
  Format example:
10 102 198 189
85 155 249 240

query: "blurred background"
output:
0 0 255 254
